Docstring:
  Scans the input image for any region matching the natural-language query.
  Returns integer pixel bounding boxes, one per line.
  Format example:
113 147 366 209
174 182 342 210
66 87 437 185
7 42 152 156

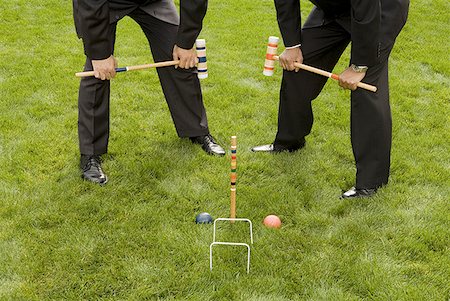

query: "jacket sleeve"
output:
274 0 301 47
76 0 112 60
350 0 381 67
176 0 208 49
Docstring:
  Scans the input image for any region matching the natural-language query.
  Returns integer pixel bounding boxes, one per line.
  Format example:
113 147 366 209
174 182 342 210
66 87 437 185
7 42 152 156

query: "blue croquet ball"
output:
195 212 213 224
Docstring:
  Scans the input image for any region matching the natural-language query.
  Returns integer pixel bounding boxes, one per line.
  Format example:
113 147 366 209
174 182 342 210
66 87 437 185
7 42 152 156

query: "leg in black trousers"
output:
78 24 117 156
77 24 117 184
351 60 391 189
274 22 350 148
351 0 409 189
129 8 210 138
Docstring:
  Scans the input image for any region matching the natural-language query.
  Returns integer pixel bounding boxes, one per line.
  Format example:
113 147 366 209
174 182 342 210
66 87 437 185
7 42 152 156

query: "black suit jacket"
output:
274 0 381 67
74 0 207 60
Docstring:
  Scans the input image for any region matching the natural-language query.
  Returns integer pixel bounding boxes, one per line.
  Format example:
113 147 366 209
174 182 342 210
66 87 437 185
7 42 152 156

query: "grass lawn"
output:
0 0 449 300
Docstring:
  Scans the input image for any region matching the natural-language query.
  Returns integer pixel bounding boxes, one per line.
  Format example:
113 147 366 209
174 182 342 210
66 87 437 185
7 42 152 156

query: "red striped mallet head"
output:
196 39 208 79
263 36 279 76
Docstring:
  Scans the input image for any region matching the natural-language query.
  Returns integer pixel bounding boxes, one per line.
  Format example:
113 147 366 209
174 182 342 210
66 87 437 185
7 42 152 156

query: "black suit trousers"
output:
274 2 408 189
78 8 209 155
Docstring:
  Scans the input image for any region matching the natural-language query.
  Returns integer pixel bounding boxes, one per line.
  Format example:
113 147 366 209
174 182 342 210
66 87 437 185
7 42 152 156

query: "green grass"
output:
1 0 449 300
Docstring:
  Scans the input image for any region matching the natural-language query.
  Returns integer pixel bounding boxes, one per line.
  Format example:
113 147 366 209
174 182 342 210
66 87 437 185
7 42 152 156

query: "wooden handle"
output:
75 60 180 78
273 56 377 92
230 188 236 221
354 81 378 92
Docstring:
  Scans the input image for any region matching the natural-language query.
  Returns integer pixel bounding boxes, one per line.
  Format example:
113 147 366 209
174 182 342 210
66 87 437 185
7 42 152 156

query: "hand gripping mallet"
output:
75 39 208 79
263 36 377 92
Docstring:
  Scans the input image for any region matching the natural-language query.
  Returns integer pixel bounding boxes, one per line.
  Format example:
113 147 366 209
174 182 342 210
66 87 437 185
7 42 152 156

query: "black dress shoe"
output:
251 140 305 153
80 155 108 185
190 134 225 156
341 187 377 199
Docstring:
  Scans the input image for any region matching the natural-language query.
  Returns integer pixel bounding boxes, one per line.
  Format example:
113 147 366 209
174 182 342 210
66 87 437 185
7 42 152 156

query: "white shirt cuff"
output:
285 44 301 49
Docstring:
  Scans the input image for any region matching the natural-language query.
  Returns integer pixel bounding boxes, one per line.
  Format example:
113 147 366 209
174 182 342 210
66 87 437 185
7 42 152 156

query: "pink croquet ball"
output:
263 215 282 229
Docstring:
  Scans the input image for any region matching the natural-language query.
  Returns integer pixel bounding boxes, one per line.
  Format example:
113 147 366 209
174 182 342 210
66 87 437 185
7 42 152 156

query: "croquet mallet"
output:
263 36 377 92
75 39 208 79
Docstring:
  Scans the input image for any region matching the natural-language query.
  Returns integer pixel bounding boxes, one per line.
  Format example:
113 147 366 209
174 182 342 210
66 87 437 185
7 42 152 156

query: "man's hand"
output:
339 67 366 91
92 55 117 80
279 47 303 72
173 45 197 69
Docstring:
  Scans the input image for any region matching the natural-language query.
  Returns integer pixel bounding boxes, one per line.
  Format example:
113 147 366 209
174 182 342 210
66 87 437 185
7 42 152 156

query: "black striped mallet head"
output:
196 39 208 79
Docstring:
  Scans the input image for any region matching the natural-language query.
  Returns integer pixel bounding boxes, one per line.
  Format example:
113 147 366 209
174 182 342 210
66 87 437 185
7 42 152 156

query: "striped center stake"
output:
230 136 237 220
196 39 208 79
263 36 279 76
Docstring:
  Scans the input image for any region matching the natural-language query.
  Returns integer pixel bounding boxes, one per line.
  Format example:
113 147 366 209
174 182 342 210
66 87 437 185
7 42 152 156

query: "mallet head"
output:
263 36 279 76
196 39 208 79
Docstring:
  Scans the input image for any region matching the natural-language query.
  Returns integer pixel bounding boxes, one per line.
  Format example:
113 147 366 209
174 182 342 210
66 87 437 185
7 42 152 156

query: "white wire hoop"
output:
209 217 253 273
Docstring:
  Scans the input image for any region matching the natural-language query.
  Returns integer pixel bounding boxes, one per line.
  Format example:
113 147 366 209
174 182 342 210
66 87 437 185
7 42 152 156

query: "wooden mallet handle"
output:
273 56 377 92
75 60 180 77
263 36 377 93
75 39 208 79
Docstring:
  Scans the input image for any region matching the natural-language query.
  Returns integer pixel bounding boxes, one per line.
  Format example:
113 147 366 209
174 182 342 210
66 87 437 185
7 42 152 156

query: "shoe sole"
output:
340 192 376 199
81 174 108 186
